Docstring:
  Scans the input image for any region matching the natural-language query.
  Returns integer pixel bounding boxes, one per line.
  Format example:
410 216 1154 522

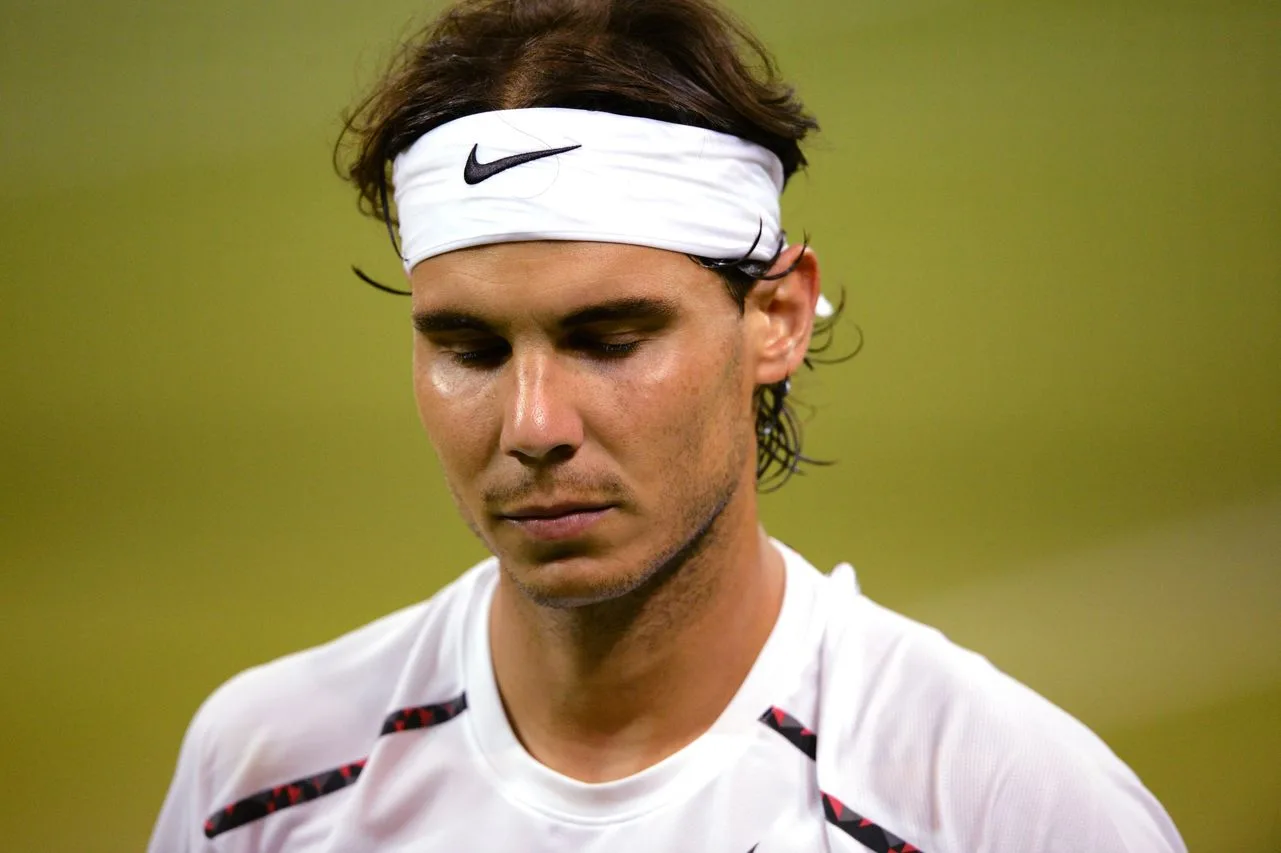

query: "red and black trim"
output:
758 706 817 760
203 759 367 839
380 693 468 735
822 792 923 853
759 705 927 853
204 693 467 839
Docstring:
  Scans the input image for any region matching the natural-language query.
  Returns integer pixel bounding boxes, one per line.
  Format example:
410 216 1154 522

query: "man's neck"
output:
488 512 786 783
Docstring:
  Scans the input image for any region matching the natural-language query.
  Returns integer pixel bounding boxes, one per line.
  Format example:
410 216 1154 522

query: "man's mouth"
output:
501 502 614 520
498 503 616 541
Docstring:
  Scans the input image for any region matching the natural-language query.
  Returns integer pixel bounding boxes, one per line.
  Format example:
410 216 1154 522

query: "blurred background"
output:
2 0 1278 849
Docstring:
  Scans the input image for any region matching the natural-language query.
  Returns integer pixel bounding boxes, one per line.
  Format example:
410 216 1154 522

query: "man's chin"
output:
499 547 653 610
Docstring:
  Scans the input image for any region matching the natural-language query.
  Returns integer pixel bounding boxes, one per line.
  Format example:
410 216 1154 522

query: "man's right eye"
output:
447 344 509 366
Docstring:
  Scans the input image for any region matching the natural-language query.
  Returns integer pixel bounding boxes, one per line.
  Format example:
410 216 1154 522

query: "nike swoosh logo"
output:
463 143 581 185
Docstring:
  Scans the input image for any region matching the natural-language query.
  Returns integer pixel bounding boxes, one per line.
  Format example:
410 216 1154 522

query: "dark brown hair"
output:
337 0 851 489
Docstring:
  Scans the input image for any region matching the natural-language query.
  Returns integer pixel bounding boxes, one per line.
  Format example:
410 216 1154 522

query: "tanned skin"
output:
409 241 821 782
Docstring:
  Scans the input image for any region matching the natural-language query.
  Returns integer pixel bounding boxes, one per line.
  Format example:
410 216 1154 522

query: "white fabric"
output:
393 108 784 268
392 108 834 316
149 544 1186 852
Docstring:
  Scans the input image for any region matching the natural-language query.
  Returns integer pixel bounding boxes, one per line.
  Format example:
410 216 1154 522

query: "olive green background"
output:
2 0 1278 850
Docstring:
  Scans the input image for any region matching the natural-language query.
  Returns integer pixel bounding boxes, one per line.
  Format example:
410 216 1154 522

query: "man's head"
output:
407 238 816 606
339 0 840 604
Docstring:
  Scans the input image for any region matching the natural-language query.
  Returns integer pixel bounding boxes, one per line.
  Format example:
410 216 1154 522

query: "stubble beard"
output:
520 442 748 664
452 336 756 648
520 341 753 619
444 462 741 619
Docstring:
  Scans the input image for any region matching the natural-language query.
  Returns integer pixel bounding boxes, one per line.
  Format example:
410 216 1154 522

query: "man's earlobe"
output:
750 247 820 387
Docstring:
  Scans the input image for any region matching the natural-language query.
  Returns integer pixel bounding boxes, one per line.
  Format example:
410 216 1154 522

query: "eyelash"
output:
448 339 641 366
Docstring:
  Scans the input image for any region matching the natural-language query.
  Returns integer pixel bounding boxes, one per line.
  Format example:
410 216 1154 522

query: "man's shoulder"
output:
809 569 1184 851
823 583 1087 733
186 557 495 797
822 589 1115 766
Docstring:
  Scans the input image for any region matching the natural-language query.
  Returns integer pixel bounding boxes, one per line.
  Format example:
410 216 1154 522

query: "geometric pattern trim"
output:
758 706 817 760
203 692 468 839
821 792 923 853
202 758 368 839
379 693 468 736
757 706 928 853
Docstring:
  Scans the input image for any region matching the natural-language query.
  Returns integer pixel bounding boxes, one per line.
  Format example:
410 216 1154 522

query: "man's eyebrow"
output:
559 297 679 328
412 297 679 335
412 310 493 335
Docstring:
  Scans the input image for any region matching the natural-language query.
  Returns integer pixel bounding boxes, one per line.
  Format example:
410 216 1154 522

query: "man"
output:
150 0 1186 850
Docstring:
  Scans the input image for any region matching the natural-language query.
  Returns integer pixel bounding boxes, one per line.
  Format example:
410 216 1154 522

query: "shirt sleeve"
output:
932 718 1187 853
813 571 1187 853
148 706 214 853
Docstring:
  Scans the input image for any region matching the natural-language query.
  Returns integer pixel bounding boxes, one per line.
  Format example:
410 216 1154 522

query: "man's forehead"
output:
408 240 720 317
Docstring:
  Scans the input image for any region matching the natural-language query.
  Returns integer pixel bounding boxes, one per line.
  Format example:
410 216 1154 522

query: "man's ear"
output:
744 244 822 386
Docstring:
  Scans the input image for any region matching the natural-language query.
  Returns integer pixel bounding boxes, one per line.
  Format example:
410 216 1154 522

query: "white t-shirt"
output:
149 543 1186 852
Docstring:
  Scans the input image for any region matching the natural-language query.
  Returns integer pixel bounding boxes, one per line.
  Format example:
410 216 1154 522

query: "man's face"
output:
409 241 759 607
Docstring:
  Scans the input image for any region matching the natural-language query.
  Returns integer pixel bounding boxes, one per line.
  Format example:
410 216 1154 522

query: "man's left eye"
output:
582 340 641 358
449 344 509 366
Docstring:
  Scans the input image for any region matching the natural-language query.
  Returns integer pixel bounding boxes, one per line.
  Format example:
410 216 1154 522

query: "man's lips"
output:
497 504 616 541
500 502 614 520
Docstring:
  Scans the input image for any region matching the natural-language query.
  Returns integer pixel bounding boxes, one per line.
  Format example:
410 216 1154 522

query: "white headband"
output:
392 107 831 315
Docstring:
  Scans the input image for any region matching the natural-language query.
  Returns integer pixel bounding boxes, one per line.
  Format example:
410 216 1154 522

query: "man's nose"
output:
499 352 583 464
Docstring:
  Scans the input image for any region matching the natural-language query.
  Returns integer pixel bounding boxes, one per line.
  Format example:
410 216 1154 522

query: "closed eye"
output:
572 337 643 359
447 342 510 366
426 332 510 367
